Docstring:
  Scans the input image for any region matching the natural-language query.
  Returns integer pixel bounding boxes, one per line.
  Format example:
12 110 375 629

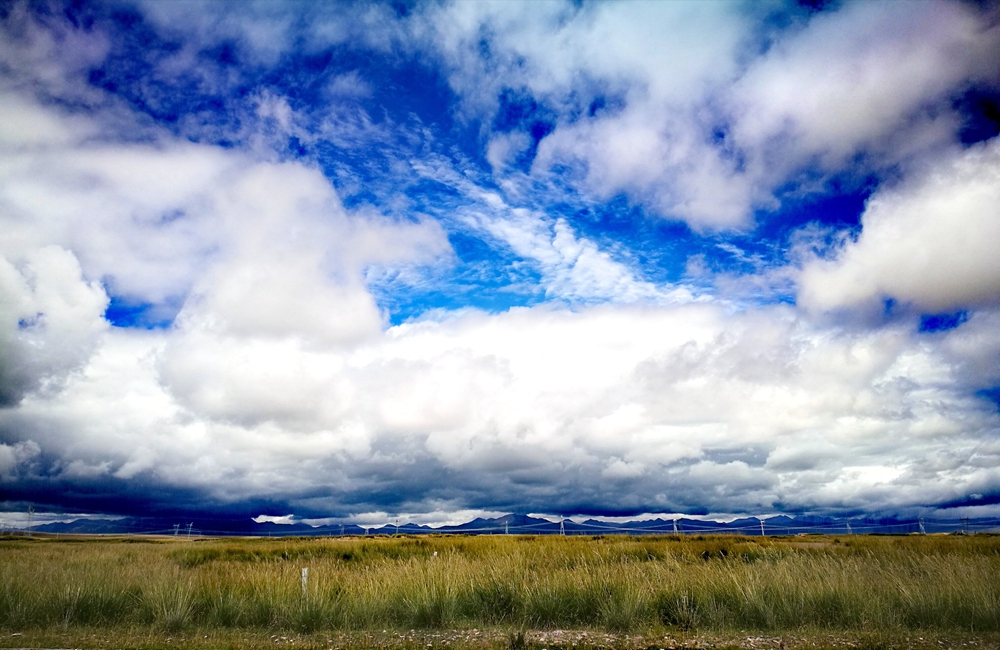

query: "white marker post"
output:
301 567 309 595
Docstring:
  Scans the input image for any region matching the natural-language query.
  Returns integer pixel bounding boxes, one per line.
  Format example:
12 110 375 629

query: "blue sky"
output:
1 0 1000 526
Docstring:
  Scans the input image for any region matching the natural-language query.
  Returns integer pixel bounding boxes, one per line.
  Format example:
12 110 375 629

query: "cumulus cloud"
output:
0 247 108 406
799 138 1000 314
0 440 41 481
423 0 1000 229
0 94 237 305
424 1 751 228
0 82 451 502
5 290 1000 517
729 1 998 174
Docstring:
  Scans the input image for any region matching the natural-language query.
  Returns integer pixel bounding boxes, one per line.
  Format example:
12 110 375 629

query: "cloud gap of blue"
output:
977 387 1000 413
554 198 695 285
919 310 969 333
104 296 176 330
47 0 992 328
71 3 466 155
759 173 874 238
372 232 546 326
492 88 557 171
954 88 1000 145
62 0 823 319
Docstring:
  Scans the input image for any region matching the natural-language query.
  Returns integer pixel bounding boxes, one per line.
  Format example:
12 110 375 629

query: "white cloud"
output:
0 87 448 312
485 131 531 175
0 1 109 104
469 208 673 304
326 71 373 99
0 85 448 442
799 138 1000 314
730 1 997 175
942 310 1000 389
2 88 996 516
0 96 240 304
423 0 1000 230
0 247 108 405
408 155 685 304
423 0 752 228
5 292 999 516
137 0 298 68
0 440 40 481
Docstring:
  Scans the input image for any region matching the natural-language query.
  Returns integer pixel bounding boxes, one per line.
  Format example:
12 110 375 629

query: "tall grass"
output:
1 534 998 634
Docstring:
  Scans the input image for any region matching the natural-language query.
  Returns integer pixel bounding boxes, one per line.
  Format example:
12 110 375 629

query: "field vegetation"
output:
1 533 999 647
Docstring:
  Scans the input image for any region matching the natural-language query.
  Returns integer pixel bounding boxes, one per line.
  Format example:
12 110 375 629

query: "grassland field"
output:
1 533 999 650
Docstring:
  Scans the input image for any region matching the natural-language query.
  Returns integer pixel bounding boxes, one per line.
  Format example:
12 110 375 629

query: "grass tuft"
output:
2 534 999 635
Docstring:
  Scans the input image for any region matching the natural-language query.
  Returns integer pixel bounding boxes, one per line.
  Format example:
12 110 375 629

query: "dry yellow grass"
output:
1 533 998 638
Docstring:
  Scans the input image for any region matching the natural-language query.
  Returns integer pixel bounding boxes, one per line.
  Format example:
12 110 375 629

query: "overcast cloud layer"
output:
1 0 1000 523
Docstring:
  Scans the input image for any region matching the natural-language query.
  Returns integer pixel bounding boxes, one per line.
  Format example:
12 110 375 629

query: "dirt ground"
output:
3 628 999 650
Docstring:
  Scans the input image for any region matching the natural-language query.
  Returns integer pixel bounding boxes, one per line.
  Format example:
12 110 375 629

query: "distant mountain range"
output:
21 512 1000 537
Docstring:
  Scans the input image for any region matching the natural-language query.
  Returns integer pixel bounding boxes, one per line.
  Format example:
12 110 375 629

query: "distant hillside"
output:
22 512 1000 537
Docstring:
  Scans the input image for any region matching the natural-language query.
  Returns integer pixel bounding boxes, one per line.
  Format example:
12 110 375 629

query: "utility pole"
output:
759 518 765 537
962 517 969 534
673 518 678 534
173 524 180 536
186 522 193 538
559 519 565 536
505 520 509 535
340 524 345 537
846 519 852 535
918 517 926 535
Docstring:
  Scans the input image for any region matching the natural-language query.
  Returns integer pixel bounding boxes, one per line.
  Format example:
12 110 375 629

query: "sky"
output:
1 0 1000 526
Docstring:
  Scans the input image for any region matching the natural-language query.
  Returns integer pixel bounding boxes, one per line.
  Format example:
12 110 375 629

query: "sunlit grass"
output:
1 534 998 635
